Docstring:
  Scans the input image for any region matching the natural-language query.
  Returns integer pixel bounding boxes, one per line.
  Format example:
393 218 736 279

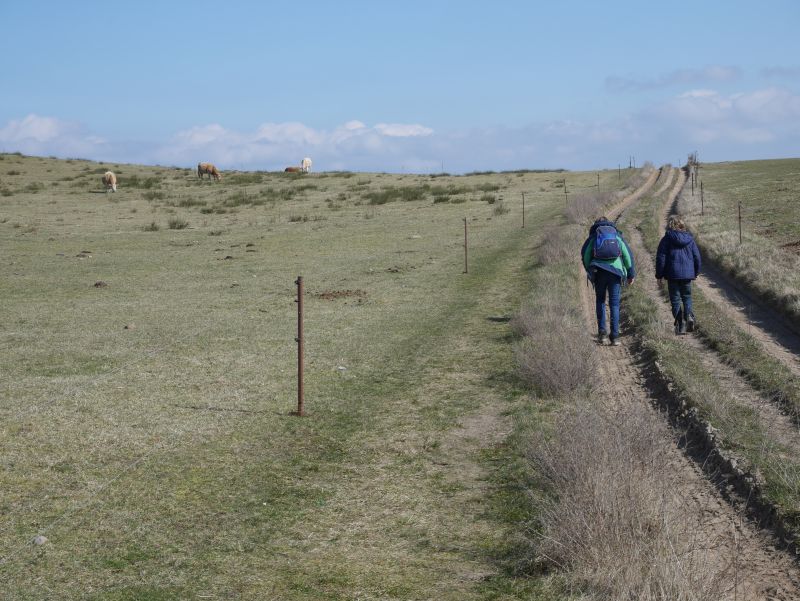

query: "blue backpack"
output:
593 225 621 259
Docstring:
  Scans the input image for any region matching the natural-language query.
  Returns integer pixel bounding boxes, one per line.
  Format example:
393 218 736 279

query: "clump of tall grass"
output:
512 229 595 396
228 173 264 185
537 224 583 266
565 190 616 225
492 200 510 216
124 175 161 189
624 162 654 191
142 221 160 232
175 197 206 208
529 401 726 600
363 185 426 205
167 217 189 230
261 187 297 202
512 283 595 397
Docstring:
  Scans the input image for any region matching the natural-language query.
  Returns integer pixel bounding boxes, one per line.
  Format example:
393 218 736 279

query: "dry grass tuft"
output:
512 294 595 397
529 401 727 600
565 190 617 225
537 224 583 266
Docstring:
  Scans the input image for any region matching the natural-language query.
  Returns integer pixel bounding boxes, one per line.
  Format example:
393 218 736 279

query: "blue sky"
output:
2 1 799 172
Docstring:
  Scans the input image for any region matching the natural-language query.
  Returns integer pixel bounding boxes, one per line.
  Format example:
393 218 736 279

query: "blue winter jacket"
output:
581 219 636 281
655 229 701 280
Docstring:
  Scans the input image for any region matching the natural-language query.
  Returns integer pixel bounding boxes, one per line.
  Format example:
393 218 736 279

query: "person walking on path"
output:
655 216 702 335
582 217 636 346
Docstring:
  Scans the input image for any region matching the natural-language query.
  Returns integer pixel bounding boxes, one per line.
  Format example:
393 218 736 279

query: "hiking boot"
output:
597 329 608 344
610 336 621 346
674 311 684 335
686 313 696 332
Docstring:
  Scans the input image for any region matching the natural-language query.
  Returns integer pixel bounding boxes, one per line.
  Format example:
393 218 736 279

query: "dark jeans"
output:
667 279 693 319
594 269 622 338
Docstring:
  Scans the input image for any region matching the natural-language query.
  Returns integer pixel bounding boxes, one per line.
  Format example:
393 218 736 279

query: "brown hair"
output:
667 216 686 231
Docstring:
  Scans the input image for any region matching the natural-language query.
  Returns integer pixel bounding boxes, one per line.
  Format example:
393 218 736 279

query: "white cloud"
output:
254 122 322 145
2 87 800 174
732 87 800 123
373 123 433 137
606 66 741 92
0 114 107 157
151 120 436 169
656 87 800 128
635 86 800 157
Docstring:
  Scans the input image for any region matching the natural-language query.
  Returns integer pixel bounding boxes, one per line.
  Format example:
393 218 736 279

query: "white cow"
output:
102 171 117 192
301 157 312 173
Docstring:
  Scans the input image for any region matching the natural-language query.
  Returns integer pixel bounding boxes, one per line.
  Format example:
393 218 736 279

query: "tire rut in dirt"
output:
669 181 800 378
577 173 800 597
581 272 800 599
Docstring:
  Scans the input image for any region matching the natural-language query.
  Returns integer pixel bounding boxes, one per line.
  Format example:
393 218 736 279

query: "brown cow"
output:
197 162 222 181
284 167 301 173
102 171 117 192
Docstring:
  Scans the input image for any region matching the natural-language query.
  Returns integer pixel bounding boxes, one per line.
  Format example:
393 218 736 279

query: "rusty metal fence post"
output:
738 202 743 244
521 192 525 229
294 276 305 416
463 217 468 274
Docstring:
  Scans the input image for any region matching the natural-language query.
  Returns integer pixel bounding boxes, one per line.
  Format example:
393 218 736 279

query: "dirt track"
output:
578 170 800 599
670 178 800 378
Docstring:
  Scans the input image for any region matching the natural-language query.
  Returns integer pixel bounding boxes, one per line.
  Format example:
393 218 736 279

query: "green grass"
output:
0 154 610 599
683 158 800 322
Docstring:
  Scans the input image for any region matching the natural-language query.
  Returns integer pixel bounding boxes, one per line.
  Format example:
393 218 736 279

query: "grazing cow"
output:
284 167 301 173
102 171 117 192
301 157 312 173
197 162 222 181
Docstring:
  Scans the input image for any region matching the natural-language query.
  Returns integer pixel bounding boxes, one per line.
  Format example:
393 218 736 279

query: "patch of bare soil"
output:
654 166 677 196
781 240 800 254
313 289 367 301
610 168 660 217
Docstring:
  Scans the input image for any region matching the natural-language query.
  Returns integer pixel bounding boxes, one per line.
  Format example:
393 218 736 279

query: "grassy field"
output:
0 153 621 599
682 158 800 321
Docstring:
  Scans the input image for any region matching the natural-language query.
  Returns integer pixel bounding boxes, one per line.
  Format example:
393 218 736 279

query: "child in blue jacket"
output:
655 216 702 334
